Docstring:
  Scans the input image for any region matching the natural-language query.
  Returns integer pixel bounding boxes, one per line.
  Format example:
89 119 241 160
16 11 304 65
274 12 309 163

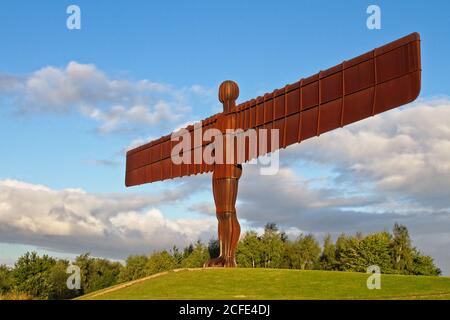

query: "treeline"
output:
0 253 122 300
236 223 440 275
0 223 440 299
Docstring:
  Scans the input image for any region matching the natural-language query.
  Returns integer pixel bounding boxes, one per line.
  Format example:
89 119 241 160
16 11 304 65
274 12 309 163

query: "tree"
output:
237 231 262 268
119 255 148 282
180 241 210 268
146 251 177 275
280 241 295 269
260 224 284 268
411 250 441 276
319 234 337 270
264 223 279 233
0 265 13 295
335 232 394 273
13 252 57 299
89 259 122 292
391 223 413 273
183 244 194 259
207 239 220 260
171 246 183 265
74 253 122 294
47 260 78 299
335 234 360 271
292 234 321 270
357 232 393 273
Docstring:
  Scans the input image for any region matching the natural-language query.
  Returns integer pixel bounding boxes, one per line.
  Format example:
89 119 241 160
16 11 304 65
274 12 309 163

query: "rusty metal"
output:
125 32 422 267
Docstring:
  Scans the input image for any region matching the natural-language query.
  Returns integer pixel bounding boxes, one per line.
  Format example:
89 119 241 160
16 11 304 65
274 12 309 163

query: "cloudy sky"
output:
1 1 450 274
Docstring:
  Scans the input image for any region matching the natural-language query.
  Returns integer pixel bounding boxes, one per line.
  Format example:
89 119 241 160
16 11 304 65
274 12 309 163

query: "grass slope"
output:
78 268 450 300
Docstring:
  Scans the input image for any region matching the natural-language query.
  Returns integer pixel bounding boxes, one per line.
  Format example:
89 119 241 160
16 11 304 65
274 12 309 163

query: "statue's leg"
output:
228 208 241 267
204 164 242 268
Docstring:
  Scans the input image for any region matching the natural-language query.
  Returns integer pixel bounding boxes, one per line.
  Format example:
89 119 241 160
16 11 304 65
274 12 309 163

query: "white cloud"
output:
21 62 133 110
80 101 182 134
0 179 215 258
283 99 450 211
0 61 213 133
187 84 214 97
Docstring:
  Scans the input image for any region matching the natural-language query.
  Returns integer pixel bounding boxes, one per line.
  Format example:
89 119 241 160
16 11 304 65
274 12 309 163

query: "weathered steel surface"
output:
126 32 421 187
204 162 242 267
201 81 243 267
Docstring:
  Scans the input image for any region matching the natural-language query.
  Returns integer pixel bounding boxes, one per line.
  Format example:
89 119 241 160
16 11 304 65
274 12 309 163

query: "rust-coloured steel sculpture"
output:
125 33 422 267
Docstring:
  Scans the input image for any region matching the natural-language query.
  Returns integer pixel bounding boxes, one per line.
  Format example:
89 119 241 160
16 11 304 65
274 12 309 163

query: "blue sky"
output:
1 1 450 274
1 0 450 192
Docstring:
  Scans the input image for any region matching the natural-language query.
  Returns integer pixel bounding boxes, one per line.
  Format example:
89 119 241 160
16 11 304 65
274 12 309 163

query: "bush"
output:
147 251 178 275
0 265 13 295
411 251 441 276
119 255 148 282
74 253 123 294
13 252 56 299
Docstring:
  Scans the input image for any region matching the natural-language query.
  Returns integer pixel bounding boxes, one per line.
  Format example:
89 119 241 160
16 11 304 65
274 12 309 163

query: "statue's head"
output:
219 80 239 113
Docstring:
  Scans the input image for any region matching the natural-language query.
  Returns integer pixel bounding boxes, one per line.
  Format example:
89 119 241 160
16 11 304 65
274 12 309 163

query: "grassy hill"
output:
78 268 450 300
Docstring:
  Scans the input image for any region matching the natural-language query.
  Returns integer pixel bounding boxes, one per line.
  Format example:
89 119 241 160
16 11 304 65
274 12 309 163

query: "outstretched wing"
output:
234 32 421 154
125 32 421 187
125 113 219 186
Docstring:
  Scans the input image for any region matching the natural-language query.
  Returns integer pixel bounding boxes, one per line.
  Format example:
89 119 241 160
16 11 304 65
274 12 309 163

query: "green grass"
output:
78 268 450 300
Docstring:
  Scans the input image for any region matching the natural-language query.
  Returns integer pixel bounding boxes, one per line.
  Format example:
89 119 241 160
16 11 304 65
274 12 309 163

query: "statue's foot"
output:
203 256 237 268
203 256 225 268
223 257 237 268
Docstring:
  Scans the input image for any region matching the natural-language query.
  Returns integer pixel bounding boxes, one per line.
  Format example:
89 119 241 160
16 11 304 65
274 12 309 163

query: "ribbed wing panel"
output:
126 32 421 186
233 32 421 162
